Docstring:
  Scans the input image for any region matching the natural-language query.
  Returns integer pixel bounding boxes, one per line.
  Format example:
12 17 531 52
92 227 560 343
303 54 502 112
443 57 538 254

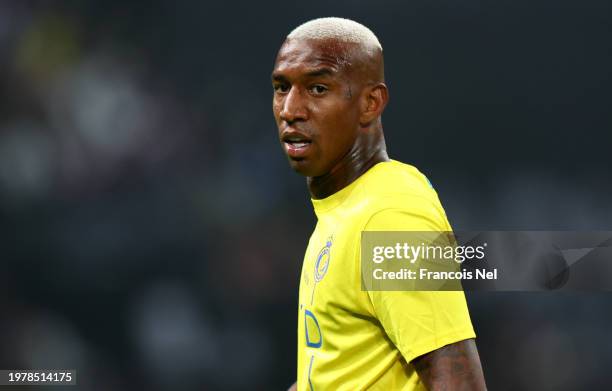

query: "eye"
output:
273 83 290 93
309 84 328 96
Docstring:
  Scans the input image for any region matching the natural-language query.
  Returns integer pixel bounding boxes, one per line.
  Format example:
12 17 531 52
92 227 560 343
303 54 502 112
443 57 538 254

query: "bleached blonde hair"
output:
287 17 382 52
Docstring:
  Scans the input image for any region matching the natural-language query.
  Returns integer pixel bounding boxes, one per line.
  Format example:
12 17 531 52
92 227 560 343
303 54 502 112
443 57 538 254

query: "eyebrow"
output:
305 67 335 78
271 67 336 82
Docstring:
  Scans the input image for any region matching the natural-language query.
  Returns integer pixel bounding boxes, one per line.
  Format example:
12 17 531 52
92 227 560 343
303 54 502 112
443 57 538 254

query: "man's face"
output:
272 38 361 177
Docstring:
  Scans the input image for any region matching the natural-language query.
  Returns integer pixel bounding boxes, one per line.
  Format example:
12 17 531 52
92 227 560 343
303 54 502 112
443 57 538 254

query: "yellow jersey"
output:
296 160 475 390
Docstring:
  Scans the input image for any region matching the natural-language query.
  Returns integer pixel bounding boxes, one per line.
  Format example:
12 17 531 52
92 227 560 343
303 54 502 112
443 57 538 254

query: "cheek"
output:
317 114 357 157
272 101 282 122
314 100 354 130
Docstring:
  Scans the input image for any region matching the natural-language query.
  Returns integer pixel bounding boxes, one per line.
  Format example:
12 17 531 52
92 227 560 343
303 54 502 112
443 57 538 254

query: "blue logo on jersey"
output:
314 237 333 282
304 309 323 348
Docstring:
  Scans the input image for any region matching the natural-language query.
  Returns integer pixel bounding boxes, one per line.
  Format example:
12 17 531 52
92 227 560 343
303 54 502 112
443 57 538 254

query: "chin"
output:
288 159 318 177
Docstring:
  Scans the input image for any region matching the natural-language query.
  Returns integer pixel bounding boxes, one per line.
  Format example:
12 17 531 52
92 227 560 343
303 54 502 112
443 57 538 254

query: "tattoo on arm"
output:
412 339 487 391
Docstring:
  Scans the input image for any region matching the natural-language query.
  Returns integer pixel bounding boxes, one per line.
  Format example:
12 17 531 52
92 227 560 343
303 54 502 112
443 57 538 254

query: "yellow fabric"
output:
296 160 475 390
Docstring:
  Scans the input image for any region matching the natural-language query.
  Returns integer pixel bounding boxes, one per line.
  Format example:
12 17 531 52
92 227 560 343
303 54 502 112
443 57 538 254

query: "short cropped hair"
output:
287 17 382 52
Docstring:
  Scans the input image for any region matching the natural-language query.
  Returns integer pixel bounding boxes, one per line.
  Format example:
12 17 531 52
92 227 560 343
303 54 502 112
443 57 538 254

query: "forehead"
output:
272 38 352 76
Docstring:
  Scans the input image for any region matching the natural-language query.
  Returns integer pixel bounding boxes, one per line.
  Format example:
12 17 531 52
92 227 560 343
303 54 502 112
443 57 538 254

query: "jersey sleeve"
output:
363 205 476 363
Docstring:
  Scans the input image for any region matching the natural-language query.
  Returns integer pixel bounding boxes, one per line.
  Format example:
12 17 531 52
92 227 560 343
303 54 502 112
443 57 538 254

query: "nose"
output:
280 87 307 124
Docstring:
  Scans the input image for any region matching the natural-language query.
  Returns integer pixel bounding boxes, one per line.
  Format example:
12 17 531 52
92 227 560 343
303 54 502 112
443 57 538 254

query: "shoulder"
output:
357 160 451 231
362 160 434 197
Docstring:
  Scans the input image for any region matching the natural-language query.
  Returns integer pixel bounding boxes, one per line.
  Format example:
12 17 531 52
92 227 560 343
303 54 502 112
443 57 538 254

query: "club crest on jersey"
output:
314 236 333 282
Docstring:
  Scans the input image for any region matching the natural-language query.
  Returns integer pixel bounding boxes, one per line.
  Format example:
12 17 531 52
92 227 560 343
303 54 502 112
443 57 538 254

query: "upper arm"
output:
412 338 487 391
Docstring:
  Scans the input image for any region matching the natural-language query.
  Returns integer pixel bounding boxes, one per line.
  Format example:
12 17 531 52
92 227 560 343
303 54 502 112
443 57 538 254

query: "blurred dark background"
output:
0 1 611 390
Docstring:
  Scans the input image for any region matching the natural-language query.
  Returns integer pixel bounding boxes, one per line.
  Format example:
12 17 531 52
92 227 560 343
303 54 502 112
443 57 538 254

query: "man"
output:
272 17 486 390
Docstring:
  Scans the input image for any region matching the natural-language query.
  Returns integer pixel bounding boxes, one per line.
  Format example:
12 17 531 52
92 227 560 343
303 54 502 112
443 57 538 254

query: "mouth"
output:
282 133 313 158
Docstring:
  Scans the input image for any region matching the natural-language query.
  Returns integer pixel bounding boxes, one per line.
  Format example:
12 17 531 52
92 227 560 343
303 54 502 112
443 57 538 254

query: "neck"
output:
307 126 389 199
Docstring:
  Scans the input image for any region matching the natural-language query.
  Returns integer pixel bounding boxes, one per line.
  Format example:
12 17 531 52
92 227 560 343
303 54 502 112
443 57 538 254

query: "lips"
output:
282 130 312 158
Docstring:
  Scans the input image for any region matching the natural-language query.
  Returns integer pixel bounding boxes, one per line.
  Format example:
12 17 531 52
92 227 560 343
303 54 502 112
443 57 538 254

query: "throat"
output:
308 147 389 199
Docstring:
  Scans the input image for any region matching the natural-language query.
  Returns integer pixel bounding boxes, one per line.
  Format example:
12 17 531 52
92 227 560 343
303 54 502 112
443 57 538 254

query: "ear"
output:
359 83 388 126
